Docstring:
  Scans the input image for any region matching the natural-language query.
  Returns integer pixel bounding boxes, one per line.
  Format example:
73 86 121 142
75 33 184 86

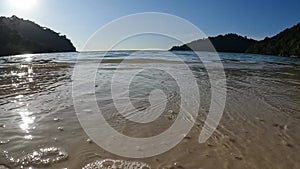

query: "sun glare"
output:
10 0 37 10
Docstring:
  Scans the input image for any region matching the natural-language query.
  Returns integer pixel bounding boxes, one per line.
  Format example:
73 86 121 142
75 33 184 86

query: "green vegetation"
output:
170 34 257 53
0 15 76 56
246 23 300 57
170 23 300 57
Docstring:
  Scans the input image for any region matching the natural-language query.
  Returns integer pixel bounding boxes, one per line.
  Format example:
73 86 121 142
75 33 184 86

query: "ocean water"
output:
0 51 299 169
1 51 299 68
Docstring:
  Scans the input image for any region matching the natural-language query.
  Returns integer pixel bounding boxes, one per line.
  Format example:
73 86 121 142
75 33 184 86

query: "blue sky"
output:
0 0 300 51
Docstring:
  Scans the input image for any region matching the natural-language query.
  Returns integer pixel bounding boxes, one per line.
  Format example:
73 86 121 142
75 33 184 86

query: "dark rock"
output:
207 143 213 147
272 123 286 130
235 156 243 160
184 135 192 140
229 138 236 143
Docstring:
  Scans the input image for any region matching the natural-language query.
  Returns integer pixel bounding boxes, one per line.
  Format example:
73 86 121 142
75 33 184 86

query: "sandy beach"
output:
0 51 299 169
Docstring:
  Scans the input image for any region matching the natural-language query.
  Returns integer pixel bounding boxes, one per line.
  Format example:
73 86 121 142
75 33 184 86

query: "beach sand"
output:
0 55 299 169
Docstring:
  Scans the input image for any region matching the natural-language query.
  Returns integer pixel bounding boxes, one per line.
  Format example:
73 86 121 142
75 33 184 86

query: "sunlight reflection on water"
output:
18 110 35 132
10 65 36 135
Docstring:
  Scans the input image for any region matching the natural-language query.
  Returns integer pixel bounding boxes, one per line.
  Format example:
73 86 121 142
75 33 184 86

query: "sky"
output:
0 0 300 51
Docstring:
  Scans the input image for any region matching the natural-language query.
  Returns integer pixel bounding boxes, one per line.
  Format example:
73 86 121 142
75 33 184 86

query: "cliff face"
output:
246 23 300 57
0 15 76 56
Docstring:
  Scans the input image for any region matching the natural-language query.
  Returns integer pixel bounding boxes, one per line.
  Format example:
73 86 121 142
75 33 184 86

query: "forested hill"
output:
170 34 257 53
246 23 300 57
0 15 76 56
170 23 300 57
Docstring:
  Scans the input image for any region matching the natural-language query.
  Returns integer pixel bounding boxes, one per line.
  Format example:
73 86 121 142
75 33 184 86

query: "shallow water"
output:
0 51 299 169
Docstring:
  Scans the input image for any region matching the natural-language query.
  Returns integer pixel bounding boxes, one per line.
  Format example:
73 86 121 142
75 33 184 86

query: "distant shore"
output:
170 23 300 58
0 16 76 57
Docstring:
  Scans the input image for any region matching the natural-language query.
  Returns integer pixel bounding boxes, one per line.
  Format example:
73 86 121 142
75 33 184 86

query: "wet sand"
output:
0 53 299 169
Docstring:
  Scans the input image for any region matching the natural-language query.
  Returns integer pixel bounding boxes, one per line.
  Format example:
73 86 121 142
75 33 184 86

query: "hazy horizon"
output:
0 0 299 51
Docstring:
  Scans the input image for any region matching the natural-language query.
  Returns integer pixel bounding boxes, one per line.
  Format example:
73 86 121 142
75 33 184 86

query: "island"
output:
0 15 76 57
170 23 300 57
